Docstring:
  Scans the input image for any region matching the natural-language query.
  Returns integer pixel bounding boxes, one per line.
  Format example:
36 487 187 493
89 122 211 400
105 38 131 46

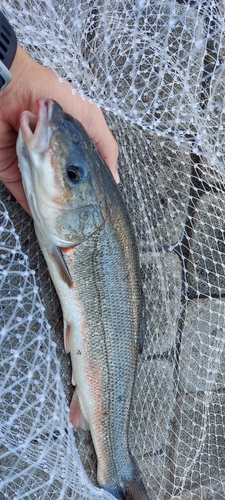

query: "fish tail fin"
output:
103 455 149 500
104 478 149 500
125 478 149 500
103 486 124 499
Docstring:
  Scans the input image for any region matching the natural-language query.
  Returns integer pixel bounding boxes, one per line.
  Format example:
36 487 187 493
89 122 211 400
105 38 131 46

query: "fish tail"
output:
103 487 124 499
104 477 149 500
124 478 149 500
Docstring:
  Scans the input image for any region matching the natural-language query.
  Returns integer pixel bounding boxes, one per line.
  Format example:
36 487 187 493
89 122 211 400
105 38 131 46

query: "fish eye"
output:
67 165 82 183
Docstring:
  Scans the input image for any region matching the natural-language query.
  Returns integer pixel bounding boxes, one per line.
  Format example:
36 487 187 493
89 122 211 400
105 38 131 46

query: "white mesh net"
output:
1 0 225 498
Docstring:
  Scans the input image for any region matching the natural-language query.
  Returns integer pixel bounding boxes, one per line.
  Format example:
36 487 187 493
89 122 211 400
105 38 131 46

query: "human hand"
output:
0 46 119 214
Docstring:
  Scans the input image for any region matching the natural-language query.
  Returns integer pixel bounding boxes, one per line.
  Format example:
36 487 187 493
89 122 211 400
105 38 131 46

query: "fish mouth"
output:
20 99 57 154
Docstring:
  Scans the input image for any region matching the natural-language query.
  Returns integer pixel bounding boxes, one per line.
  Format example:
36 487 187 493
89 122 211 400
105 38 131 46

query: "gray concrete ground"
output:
1 1 225 499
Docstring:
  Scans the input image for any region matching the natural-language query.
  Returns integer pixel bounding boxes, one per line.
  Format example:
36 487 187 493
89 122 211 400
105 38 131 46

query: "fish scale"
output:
16 98 149 500
61 219 142 482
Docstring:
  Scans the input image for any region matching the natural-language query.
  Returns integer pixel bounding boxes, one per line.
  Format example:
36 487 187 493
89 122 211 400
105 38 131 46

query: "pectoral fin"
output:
33 225 73 288
51 245 73 288
69 390 89 430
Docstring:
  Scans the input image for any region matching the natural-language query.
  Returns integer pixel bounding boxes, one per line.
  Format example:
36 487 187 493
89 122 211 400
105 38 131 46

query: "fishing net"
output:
1 0 225 498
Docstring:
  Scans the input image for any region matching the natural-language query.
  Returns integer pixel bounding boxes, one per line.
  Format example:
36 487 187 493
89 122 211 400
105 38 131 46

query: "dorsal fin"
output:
139 306 146 354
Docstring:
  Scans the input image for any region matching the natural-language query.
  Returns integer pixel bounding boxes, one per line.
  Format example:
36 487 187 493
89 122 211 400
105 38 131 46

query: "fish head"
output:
16 99 110 247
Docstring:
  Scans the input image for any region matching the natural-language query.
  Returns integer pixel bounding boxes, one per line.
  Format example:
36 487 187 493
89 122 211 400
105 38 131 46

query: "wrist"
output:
0 45 32 98
0 11 17 90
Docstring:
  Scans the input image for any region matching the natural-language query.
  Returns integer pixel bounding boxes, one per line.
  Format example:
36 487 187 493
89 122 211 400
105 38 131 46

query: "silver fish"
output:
16 99 149 500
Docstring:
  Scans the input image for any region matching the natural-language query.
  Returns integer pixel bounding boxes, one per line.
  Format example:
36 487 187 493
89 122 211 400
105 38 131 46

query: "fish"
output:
16 99 149 500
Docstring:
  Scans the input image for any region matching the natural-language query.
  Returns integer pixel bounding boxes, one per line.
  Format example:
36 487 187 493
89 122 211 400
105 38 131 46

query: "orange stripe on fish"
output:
61 246 74 253
80 310 108 484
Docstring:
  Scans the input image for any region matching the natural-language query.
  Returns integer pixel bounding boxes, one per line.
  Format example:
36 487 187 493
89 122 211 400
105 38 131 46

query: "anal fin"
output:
69 390 89 431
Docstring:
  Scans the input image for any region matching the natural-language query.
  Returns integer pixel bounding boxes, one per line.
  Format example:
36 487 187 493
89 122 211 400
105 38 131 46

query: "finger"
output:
95 132 120 183
0 153 31 215
1 176 30 215
81 104 120 182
